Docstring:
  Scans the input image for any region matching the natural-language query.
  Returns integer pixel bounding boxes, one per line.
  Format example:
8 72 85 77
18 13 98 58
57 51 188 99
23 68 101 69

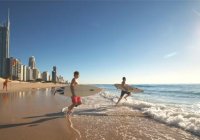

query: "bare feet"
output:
67 110 72 116
66 107 73 116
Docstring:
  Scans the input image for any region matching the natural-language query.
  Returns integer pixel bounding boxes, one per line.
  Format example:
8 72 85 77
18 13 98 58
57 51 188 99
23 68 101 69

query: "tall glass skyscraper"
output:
28 56 36 69
52 66 57 83
0 10 10 77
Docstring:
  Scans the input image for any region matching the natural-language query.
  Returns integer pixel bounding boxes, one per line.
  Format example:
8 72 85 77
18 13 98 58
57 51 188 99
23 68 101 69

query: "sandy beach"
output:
72 107 199 140
70 93 200 140
0 89 77 140
0 87 199 140
0 78 65 93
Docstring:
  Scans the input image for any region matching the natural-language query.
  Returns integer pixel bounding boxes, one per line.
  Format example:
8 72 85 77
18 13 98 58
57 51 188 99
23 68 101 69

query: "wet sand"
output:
0 89 78 140
71 93 200 140
72 106 200 140
0 89 200 140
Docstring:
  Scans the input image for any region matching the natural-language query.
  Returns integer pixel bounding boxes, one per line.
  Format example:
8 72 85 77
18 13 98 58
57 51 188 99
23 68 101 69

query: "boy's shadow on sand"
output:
73 106 112 116
0 106 147 129
0 106 111 129
0 112 65 129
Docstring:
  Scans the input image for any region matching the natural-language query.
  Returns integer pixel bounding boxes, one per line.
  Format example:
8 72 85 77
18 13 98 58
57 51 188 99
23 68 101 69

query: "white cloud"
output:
164 52 177 59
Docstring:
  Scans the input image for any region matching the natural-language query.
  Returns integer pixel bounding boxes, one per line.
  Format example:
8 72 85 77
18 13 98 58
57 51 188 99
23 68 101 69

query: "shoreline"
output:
72 114 200 140
0 83 199 139
0 87 199 139
71 105 200 140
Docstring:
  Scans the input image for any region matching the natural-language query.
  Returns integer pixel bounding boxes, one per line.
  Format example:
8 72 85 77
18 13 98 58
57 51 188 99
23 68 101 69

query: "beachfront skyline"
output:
0 1 200 84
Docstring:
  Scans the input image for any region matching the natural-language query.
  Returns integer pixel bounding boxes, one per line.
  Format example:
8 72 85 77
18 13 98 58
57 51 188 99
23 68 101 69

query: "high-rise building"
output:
42 71 49 82
19 64 24 81
6 57 27 81
6 57 13 78
33 68 40 80
49 75 51 82
0 10 10 78
23 65 27 81
9 58 21 80
26 67 33 81
53 66 56 72
28 56 36 69
16 60 22 81
37 69 40 79
52 66 57 83
58 75 65 83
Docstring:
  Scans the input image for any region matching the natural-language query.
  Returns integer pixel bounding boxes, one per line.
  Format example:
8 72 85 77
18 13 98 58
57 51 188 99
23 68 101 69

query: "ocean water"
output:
92 84 200 137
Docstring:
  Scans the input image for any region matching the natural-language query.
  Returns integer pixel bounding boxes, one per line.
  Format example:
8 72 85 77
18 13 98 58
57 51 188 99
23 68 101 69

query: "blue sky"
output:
0 1 200 84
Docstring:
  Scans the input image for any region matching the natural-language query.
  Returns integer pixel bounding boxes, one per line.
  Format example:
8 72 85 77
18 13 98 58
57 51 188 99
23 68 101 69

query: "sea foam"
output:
99 91 200 136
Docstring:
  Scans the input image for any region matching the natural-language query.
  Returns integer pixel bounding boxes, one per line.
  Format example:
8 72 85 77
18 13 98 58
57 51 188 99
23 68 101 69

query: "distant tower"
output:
52 66 57 83
53 66 56 72
42 71 49 82
0 9 10 77
28 56 36 69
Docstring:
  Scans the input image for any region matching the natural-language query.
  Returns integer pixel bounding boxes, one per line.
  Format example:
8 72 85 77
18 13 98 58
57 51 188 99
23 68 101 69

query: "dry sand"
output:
0 78 65 93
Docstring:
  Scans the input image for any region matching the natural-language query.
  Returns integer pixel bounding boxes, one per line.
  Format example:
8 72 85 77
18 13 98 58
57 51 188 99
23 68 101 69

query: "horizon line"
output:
83 83 200 85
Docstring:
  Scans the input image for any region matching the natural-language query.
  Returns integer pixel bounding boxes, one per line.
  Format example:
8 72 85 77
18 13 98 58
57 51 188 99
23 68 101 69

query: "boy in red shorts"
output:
67 71 81 115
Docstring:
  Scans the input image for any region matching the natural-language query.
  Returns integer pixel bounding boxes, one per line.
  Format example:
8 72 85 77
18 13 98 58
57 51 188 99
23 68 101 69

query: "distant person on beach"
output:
3 78 11 91
66 71 81 115
116 77 131 105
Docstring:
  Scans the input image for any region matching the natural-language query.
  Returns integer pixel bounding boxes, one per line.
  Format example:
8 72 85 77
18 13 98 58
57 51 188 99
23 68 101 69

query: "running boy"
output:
67 71 81 115
116 77 131 105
